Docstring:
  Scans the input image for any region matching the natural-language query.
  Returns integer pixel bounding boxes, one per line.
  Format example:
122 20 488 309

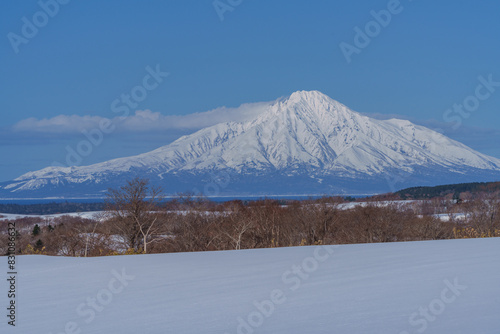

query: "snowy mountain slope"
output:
2 238 500 334
2 90 500 197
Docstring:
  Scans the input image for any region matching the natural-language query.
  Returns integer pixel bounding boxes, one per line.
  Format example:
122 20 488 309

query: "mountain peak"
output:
285 90 336 107
266 90 359 126
289 90 325 100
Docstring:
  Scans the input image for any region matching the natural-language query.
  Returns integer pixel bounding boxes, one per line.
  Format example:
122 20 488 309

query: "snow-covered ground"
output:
337 199 417 210
0 211 104 221
1 238 499 333
426 213 468 222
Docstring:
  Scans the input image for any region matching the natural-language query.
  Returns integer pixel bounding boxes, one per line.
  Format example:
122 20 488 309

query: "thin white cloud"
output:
13 115 106 133
12 101 271 134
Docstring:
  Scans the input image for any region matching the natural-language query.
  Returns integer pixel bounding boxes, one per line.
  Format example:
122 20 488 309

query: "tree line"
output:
394 181 500 200
1 178 499 256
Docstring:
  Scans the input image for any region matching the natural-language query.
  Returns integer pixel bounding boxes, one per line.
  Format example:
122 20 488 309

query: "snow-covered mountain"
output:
2 90 500 198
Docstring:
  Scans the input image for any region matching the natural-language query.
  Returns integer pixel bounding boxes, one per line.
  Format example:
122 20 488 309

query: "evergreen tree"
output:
32 224 41 236
34 239 44 251
453 191 462 204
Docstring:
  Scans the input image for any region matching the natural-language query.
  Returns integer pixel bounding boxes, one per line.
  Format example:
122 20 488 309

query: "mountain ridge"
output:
2 90 500 197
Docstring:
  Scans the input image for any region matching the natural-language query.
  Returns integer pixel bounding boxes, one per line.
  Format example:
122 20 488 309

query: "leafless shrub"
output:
459 192 500 237
106 178 166 254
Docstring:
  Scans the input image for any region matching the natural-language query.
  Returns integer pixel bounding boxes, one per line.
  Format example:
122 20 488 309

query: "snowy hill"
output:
2 90 500 197
2 238 499 333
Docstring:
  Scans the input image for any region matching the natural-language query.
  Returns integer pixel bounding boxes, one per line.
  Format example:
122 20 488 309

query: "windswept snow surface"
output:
2 238 499 333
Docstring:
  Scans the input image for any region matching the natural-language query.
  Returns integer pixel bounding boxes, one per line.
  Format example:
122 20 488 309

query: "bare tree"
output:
462 192 500 237
84 218 101 257
217 206 254 250
170 212 220 252
224 216 253 250
106 178 164 254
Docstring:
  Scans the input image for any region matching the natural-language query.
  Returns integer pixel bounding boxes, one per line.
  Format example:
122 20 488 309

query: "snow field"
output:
1 237 499 333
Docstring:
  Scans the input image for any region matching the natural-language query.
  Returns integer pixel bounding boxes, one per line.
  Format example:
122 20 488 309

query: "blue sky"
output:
1 0 499 181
